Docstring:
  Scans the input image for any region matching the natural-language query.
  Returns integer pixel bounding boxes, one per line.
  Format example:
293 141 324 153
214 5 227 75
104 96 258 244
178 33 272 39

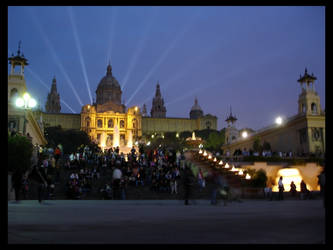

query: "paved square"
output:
8 199 325 244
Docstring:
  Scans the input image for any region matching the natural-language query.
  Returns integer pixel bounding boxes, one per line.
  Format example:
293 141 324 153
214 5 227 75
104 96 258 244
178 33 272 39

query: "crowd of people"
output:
60 145 188 200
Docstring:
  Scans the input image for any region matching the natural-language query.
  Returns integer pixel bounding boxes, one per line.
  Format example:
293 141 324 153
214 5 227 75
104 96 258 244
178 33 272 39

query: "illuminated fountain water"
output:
127 130 133 148
113 124 120 148
272 168 305 192
100 132 107 152
192 131 196 140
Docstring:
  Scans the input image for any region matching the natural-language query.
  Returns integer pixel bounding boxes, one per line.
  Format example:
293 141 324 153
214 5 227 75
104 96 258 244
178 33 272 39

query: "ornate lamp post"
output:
15 92 37 135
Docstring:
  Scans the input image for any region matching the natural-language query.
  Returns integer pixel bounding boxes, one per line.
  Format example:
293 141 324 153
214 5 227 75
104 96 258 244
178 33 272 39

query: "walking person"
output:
183 165 193 205
278 176 284 200
11 171 23 202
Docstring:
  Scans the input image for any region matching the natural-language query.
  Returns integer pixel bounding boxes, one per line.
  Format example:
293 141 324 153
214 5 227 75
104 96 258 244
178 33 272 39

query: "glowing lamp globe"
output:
275 116 283 125
15 97 24 108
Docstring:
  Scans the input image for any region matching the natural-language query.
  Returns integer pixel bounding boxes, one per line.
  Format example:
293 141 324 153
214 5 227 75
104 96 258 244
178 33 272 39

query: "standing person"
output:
198 168 205 192
290 181 297 198
300 180 310 200
209 170 220 205
112 162 122 199
12 171 23 202
38 182 46 203
278 176 284 200
183 165 193 205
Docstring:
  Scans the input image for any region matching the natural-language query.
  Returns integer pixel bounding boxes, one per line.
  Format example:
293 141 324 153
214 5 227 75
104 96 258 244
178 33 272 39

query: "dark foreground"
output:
8 199 325 244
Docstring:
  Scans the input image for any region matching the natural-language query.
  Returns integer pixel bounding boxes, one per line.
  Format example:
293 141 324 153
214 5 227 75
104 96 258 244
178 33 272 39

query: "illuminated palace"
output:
38 61 217 149
221 68 325 156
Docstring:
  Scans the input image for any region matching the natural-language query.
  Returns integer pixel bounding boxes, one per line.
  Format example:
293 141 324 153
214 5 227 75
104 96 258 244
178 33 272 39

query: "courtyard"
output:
8 199 325 244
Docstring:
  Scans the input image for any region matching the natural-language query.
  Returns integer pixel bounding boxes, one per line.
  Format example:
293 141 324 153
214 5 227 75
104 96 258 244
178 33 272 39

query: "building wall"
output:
221 114 325 155
42 112 81 130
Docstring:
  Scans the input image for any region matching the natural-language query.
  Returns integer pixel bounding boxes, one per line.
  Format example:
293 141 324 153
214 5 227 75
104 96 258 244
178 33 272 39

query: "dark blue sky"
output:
8 6 325 130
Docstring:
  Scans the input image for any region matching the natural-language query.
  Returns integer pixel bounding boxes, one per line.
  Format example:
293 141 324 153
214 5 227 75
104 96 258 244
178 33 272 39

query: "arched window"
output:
10 88 18 99
311 103 317 114
302 104 306 113
108 119 114 128
206 121 211 129
132 118 137 129
85 117 91 128
120 120 125 128
97 119 103 128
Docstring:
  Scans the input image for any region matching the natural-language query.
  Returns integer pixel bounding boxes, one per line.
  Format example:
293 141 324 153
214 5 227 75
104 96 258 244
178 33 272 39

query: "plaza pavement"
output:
8 199 325 244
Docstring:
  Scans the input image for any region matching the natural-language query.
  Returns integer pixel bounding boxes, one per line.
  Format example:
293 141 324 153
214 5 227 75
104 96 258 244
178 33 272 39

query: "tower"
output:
151 82 166 118
189 97 204 119
142 103 147 117
297 68 322 116
8 41 28 102
225 106 239 144
45 76 61 113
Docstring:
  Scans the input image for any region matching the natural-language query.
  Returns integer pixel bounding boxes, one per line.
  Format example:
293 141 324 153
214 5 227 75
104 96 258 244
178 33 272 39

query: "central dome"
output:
96 63 122 105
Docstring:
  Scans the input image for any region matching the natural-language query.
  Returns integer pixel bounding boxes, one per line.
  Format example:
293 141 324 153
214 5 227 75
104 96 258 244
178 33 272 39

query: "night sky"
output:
8 6 325 130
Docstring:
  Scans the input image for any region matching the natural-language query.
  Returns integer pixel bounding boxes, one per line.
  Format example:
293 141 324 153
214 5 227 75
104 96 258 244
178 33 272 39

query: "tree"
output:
44 126 92 154
252 136 262 153
262 141 271 151
204 131 225 152
250 169 268 188
8 134 33 174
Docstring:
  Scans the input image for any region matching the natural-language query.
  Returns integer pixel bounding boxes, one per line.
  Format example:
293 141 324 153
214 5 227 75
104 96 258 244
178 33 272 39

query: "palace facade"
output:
36 61 217 148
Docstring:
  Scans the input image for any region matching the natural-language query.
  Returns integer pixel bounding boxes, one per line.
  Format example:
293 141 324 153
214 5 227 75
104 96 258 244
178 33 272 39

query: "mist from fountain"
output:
113 124 120 148
127 130 133 148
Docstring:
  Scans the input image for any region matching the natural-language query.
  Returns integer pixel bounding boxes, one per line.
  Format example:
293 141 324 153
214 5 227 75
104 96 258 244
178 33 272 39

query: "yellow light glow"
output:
135 106 138 111
203 151 207 156
15 97 24 107
219 160 223 165
151 134 154 138
225 163 229 169
199 149 203 154
230 166 238 172
23 92 30 101
87 105 90 109
238 169 244 175
147 141 151 146
245 173 251 179
208 154 212 159
176 133 179 138
28 98 37 108
272 168 307 192
242 131 248 138
213 157 217 162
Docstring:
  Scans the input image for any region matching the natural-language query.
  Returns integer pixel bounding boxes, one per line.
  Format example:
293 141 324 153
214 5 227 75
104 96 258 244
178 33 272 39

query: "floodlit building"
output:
221 68 325 156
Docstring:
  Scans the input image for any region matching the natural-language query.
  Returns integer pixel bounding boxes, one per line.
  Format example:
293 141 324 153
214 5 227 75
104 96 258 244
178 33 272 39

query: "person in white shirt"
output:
112 165 122 199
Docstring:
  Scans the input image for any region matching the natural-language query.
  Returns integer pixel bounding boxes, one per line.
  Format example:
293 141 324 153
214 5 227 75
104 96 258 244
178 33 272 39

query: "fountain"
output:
192 131 196 140
113 124 120 148
127 130 133 148
100 132 107 152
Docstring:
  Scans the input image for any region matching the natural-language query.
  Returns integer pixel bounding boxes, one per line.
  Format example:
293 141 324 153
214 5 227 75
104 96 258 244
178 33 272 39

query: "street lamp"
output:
241 131 248 139
275 116 283 126
15 92 37 135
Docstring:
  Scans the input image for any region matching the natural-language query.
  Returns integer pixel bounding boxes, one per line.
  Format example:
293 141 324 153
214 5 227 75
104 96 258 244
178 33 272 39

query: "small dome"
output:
191 97 202 112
